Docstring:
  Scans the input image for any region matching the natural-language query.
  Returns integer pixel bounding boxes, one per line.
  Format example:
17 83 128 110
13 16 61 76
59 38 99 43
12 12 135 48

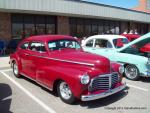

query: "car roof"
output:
88 35 126 41
23 35 75 42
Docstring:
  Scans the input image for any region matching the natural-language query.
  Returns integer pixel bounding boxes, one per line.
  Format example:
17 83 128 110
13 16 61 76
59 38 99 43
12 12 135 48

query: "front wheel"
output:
57 81 76 104
12 61 20 78
124 64 139 80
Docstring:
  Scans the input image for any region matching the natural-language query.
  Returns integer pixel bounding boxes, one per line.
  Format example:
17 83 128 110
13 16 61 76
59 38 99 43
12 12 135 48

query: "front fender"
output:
36 65 89 98
10 53 22 71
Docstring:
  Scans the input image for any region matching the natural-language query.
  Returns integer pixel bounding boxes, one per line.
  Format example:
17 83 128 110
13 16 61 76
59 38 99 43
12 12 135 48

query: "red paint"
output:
10 35 124 100
121 34 150 52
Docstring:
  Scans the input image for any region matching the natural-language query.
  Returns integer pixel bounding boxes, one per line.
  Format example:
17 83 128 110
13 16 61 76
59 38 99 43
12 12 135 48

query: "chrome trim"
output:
81 83 126 101
116 61 125 65
89 72 118 86
26 54 94 66
109 75 111 89
20 72 53 91
88 72 119 92
141 71 150 77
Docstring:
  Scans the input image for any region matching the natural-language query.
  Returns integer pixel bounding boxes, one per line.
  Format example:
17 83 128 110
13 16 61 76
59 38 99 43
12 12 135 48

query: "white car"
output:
82 35 129 49
82 33 150 80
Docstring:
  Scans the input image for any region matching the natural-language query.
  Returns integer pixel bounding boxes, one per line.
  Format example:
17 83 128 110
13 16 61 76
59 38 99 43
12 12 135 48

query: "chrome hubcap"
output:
125 65 138 79
13 63 18 75
59 82 72 100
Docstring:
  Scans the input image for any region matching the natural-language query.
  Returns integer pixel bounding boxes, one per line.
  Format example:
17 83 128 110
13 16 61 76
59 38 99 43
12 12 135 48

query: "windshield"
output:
113 38 129 48
48 39 81 51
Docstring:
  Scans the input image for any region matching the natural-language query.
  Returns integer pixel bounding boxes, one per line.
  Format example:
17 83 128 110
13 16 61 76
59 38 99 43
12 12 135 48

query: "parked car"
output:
82 33 150 80
121 34 140 41
10 35 126 104
81 35 129 49
121 34 150 53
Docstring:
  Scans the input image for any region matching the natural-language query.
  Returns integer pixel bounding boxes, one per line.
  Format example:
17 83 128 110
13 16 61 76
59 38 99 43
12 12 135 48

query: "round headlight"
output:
119 65 124 74
80 75 90 85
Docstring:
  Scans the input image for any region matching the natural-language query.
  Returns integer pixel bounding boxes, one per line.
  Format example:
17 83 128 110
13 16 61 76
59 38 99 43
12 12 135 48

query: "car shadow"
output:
0 83 13 113
78 87 129 108
21 76 56 95
21 76 129 107
139 77 150 83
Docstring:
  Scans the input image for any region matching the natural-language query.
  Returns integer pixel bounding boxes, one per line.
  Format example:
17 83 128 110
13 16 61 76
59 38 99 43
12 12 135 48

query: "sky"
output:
82 0 139 9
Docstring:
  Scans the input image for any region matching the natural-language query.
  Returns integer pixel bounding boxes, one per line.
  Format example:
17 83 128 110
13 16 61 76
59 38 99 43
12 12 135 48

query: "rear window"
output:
113 38 129 48
29 42 46 52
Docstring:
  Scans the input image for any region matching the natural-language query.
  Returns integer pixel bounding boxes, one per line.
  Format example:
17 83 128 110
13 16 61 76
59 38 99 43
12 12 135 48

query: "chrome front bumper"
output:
141 71 150 77
81 83 126 101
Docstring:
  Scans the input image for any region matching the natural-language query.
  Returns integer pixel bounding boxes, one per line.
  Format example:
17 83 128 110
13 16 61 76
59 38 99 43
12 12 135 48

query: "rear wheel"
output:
57 81 76 104
12 61 20 78
124 64 139 80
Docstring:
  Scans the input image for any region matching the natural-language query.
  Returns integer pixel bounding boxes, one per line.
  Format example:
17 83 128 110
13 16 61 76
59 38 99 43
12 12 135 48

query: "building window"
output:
69 18 77 36
24 15 35 38
104 21 110 34
69 17 121 38
85 19 91 36
76 19 84 38
91 20 98 35
11 15 23 39
98 22 104 34
46 16 56 34
11 14 56 39
35 16 46 35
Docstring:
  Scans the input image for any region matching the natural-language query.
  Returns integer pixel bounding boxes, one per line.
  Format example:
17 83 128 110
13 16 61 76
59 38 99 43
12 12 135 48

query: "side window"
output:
107 41 113 48
20 43 29 50
85 39 93 47
40 43 46 52
95 39 112 48
29 42 46 52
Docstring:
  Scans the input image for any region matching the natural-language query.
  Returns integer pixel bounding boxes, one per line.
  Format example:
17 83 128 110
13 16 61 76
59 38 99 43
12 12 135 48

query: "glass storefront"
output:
69 17 121 38
11 14 56 39
69 17 149 38
11 14 149 39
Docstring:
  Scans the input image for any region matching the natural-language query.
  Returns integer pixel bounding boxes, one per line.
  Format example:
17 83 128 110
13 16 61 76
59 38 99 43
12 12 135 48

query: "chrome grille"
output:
111 73 119 85
89 73 119 92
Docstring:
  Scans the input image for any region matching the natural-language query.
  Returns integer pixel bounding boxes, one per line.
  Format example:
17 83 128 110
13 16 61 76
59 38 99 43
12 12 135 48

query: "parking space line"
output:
127 84 148 92
0 71 57 113
0 68 12 72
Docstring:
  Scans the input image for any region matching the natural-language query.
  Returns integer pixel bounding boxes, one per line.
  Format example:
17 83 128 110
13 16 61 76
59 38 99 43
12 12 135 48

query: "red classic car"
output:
121 34 150 53
10 35 126 104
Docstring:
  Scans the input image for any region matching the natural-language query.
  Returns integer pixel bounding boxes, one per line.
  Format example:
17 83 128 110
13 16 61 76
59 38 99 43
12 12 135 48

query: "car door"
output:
17 42 31 75
33 42 49 85
27 41 50 85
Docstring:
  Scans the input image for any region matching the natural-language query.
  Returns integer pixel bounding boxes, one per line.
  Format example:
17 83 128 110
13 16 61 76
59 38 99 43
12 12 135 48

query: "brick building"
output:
133 0 150 13
0 0 150 42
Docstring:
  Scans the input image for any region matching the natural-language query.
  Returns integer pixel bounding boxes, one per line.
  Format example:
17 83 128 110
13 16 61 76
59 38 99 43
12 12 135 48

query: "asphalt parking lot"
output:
0 68 150 113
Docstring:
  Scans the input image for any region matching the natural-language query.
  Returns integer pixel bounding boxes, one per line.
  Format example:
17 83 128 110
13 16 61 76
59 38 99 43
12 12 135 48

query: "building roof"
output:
0 0 150 23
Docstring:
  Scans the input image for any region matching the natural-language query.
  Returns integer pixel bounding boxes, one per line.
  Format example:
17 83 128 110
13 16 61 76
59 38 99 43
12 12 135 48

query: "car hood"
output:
49 49 111 72
118 32 150 52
